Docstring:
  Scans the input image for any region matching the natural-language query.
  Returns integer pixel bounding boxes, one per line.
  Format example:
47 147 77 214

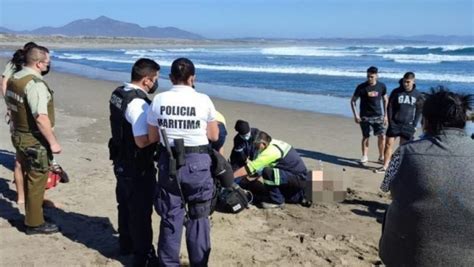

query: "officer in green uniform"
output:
5 46 61 235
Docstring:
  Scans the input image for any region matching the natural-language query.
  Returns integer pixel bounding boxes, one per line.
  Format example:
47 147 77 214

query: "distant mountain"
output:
0 26 15 34
0 16 204 40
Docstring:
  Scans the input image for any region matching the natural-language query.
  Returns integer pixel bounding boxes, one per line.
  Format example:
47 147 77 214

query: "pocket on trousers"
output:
154 187 169 218
185 161 213 202
188 161 210 174
25 145 49 172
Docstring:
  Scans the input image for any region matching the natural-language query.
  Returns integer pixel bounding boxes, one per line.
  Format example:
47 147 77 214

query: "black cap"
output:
234 120 250 135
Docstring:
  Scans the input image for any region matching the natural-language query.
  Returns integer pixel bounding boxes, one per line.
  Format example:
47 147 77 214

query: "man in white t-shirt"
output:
147 58 219 266
108 58 160 266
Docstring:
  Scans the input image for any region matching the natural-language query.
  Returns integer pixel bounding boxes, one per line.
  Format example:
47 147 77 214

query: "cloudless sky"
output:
0 0 472 38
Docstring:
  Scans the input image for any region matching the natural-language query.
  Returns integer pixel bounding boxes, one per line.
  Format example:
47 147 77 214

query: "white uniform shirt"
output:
147 85 216 146
123 83 149 137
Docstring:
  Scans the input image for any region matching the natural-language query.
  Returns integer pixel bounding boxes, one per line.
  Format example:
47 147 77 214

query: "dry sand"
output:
0 57 391 266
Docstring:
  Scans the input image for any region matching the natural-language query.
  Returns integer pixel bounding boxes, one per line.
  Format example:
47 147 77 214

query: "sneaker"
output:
373 167 386 174
300 198 312 208
360 155 369 164
378 157 384 164
25 222 59 235
260 202 284 209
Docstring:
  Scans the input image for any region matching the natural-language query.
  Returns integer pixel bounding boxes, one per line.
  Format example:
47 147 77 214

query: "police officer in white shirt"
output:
109 58 160 266
147 58 218 266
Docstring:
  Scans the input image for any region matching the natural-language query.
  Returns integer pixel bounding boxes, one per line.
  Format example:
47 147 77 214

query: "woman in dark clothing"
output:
379 87 474 266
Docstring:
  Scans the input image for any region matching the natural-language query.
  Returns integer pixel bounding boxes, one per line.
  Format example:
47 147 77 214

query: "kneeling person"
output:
229 119 260 170
233 131 308 208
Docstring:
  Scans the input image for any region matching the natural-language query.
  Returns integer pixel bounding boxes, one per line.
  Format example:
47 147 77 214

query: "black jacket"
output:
387 81 424 126
229 128 259 170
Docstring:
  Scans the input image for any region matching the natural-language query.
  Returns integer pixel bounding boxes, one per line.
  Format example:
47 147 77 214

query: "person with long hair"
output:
1 41 37 204
379 87 474 266
5 45 62 234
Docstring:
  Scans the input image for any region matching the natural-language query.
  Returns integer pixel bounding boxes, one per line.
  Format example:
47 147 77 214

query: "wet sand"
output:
0 57 390 266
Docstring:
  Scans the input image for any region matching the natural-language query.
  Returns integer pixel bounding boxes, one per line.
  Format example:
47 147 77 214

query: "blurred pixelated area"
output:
305 169 350 202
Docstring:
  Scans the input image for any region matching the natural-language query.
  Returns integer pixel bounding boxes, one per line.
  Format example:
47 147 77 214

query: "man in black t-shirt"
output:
375 72 424 173
350 66 388 165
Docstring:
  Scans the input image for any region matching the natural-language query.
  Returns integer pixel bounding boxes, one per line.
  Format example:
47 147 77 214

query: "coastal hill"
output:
0 16 472 44
0 16 204 40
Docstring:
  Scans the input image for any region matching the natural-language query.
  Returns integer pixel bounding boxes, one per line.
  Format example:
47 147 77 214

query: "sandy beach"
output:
0 56 391 266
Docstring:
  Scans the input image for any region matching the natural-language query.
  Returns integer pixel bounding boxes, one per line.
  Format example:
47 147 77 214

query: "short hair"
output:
131 58 160 82
170 58 195 83
403 72 415 79
367 66 378 74
11 42 38 70
254 131 272 146
422 86 473 135
25 46 49 65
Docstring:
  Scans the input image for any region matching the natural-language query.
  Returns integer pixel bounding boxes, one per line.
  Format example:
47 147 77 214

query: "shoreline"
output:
2 54 473 135
0 57 391 266
2 34 459 50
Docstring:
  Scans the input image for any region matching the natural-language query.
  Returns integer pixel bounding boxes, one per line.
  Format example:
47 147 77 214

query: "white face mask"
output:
240 132 251 140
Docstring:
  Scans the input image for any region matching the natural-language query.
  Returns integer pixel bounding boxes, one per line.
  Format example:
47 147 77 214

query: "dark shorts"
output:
211 122 227 151
386 123 415 140
360 116 385 138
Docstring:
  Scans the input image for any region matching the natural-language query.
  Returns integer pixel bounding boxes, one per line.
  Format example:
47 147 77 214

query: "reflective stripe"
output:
274 168 281 185
248 139 292 175
272 139 291 157
263 168 281 186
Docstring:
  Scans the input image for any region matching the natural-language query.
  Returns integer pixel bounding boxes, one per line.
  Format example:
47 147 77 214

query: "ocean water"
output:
49 44 474 96
2 43 473 132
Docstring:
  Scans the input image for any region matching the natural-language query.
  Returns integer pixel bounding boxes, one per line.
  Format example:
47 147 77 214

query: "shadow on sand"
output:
343 198 388 224
0 149 15 172
0 177 130 266
296 148 369 170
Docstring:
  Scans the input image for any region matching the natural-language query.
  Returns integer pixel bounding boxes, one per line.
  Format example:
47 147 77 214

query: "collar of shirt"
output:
171 85 195 92
123 82 147 94
14 66 42 79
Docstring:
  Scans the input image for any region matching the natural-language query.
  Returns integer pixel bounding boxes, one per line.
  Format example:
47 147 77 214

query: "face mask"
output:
41 64 50 76
240 132 251 140
148 80 158 94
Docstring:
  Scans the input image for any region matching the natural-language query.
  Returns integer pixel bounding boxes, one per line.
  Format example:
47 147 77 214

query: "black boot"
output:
26 222 59 235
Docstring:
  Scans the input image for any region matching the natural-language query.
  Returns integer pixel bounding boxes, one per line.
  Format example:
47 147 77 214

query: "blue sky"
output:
0 0 472 38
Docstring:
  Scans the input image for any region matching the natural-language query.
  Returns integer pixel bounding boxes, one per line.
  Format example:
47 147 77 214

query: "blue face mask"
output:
240 132 251 140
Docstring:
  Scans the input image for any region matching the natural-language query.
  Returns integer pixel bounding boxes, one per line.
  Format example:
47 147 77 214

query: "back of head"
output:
367 66 378 74
234 120 250 135
131 58 160 82
11 41 38 69
254 130 272 146
25 46 49 66
422 86 473 135
170 58 195 84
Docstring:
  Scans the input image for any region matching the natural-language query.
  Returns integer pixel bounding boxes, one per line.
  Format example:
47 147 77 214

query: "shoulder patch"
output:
110 94 123 109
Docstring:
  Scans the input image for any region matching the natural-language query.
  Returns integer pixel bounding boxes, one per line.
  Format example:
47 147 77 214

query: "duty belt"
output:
184 145 209 154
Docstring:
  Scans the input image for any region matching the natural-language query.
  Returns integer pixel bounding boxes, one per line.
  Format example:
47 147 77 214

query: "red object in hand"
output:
46 171 61 189
45 162 69 189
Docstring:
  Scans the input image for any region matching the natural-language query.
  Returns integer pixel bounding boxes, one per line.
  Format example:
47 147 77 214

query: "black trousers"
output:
114 163 156 264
